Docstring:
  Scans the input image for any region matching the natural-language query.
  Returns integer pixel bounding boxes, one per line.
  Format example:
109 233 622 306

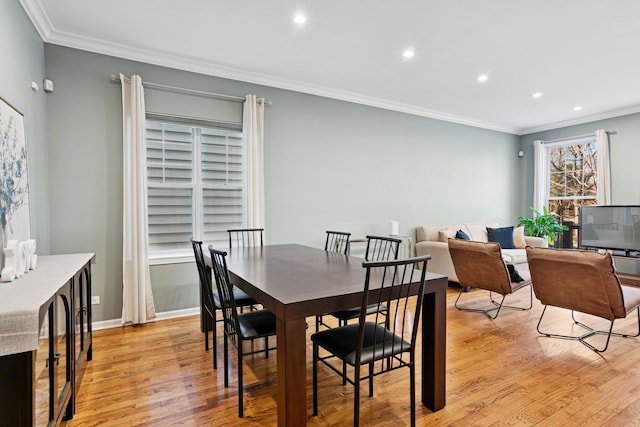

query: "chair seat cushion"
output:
237 309 276 339
311 322 410 365
330 304 387 321
622 285 640 314
213 288 256 309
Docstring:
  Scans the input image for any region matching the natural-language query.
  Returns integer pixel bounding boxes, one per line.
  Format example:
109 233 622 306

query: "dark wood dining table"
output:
206 243 447 426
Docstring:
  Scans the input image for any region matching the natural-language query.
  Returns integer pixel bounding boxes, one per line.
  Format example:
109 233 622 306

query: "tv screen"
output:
579 205 640 253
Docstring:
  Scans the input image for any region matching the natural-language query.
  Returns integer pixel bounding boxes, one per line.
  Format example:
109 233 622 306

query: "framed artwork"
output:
0 97 30 245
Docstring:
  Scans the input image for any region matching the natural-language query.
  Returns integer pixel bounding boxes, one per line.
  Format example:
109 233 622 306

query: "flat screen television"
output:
579 205 640 255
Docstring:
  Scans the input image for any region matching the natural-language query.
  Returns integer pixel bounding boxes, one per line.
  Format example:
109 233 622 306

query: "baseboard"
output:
91 306 200 331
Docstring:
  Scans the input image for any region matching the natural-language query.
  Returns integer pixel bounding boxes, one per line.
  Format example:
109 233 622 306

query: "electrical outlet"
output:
91 296 100 305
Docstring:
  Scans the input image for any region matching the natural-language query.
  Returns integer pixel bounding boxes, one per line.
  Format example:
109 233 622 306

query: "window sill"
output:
148 254 194 266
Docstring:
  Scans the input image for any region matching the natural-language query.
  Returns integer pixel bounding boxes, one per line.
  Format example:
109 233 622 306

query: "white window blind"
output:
145 119 244 259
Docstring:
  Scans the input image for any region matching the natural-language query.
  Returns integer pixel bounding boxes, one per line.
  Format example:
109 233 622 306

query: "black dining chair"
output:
209 246 277 418
227 228 264 247
319 235 402 331
312 255 431 427
190 238 256 369
316 231 352 331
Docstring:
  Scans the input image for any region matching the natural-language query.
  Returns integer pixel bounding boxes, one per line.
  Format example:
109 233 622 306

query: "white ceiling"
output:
20 0 640 135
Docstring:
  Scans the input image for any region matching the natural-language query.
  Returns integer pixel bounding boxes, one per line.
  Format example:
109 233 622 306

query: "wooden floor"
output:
62 287 640 426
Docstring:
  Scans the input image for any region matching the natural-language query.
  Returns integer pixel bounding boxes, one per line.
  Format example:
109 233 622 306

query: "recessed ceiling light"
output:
573 105 583 111
293 12 307 26
402 48 415 60
531 92 544 99
477 74 489 83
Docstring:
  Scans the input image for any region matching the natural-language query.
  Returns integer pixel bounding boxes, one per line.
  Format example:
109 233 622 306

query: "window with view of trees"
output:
547 138 598 226
145 119 245 259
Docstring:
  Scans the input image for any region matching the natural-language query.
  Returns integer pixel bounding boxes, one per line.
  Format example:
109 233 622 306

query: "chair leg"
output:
212 309 217 369
409 361 416 427
536 305 631 353
353 363 360 427
204 311 210 351
223 330 229 388
368 362 374 397
455 285 532 319
238 340 244 418
313 343 319 416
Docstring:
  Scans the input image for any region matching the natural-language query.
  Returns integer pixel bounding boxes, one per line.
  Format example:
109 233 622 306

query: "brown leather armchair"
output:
526 247 640 352
448 239 532 319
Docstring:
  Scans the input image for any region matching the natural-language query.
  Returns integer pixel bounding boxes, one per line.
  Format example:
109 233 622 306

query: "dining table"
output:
205 243 447 426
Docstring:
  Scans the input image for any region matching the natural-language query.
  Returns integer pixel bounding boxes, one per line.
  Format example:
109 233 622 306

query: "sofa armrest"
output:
415 240 458 282
524 236 548 248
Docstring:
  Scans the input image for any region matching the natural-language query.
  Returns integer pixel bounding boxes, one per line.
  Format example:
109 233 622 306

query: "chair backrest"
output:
191 238 215 313
448 239 513 294
365 235 401 261
228 228 264 248
208 246 241 337
526 247 626 321
356 255 431 369
325 230 351 255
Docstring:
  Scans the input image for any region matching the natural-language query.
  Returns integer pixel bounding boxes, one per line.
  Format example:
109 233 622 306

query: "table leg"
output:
421 278 447 410
276 316 308 426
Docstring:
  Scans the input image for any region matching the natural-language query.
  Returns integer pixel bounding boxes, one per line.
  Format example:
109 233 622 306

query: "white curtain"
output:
243 95 265 230
595 129 612 205
120 73 156 324
532 140 547 213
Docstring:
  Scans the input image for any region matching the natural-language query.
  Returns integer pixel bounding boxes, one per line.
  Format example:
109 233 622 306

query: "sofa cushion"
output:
417 224 465 242
487 226 515 249
513 226 526 249
502 249 528 265
455 229 471 240
438 229 456 242
464 222 498 242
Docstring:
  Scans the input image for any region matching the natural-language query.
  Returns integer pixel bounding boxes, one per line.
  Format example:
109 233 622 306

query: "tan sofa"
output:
415 222 548 283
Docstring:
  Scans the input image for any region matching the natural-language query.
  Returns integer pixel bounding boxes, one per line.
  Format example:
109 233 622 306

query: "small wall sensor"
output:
31 81 39 92
518 150 525 158
43 79 54 93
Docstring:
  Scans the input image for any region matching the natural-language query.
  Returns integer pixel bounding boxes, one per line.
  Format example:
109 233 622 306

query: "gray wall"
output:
519 113 640 214
9 0 640 324
0 0 50 253
42 44 521 321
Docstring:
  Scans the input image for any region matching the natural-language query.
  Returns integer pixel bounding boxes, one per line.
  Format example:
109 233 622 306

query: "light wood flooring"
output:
62 286 640 426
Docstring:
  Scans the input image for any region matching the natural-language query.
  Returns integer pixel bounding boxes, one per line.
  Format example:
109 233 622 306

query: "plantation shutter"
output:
145 120 245 257
146 122 194 254
201 128 244 243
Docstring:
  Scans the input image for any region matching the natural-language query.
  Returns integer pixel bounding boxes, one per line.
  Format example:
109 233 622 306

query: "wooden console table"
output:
0 253 95 427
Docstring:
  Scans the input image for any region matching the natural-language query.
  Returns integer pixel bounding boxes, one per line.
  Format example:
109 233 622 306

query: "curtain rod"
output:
542 130 617 145
110 74 272 106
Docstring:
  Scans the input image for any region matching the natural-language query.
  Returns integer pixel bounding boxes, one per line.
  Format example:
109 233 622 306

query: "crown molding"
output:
20 0 520 135
519 104 640 135
19 0 53 39
21 0 636 138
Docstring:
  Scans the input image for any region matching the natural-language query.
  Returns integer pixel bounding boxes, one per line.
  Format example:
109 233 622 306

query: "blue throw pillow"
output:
487 226 515 249
455 229 471 240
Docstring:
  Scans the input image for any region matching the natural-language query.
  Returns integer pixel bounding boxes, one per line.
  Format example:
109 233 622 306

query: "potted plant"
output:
517 206 568 246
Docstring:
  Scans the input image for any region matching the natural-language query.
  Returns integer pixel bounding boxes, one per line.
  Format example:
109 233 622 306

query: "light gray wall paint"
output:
1 0 50 253
519 113 640 217
42 44 522 321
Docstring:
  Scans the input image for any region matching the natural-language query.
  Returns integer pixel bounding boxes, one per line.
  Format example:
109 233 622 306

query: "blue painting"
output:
0 97 30 247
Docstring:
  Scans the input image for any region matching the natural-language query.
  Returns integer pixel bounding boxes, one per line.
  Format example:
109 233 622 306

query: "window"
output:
145 118 244 260
546 136 598 226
